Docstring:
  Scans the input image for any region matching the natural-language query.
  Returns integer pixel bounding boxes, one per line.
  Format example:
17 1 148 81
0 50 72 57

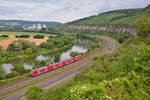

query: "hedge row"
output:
33 35 44 39
16 35 30 38
0 35 9 37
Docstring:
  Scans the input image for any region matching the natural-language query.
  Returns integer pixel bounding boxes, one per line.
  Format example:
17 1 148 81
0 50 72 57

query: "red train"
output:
31 55 82 76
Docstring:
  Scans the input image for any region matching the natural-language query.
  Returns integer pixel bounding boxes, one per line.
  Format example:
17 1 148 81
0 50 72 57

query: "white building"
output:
23 24 47 30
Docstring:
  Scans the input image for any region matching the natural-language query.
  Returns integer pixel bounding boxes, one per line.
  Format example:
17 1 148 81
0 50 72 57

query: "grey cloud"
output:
0 0 149 22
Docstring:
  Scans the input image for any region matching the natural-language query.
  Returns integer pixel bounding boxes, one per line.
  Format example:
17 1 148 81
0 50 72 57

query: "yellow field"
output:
0 31 51 49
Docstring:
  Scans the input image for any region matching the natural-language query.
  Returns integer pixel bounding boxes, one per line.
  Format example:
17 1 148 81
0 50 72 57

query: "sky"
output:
0 0 150 23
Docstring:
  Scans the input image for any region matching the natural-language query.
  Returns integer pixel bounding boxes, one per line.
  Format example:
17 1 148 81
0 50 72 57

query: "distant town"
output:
23 24 47 30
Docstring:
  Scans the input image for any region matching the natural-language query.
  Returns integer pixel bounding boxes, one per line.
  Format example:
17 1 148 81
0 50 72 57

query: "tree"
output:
0 65 6 79
40 28 49 33
54 53 61 63
18 40 36 50
6 73 16 79
70 52 80 57
33 60 48 69
26 48 32 54
7 41 22 51
33 35 44 39
7 40 37 52
0 45 3 52
137 17 150 38
33 60 41 69
25 85 43 100
11 64 26 75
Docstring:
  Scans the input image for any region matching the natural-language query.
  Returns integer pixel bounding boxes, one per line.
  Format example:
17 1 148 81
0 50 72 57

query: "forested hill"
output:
0 20 61 30
0 20 61 26
68 5 150 26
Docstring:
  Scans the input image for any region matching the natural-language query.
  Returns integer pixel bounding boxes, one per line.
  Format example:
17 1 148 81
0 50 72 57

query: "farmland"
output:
0 37 9 40
0 31 52 49
0 37 49 49
0 31 51 37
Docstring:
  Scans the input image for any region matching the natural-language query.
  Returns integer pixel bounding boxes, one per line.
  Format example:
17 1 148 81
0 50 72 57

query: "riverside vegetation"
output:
0 33 103 86
25 16 150 100
0 34 76 85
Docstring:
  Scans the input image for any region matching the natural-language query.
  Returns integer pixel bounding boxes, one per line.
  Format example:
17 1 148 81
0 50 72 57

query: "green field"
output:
0 37 9 40
0 31 51 37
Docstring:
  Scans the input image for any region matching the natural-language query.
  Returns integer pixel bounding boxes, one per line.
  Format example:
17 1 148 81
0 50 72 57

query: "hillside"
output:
68 5 150 26
0 20 61 26
22 5 150 100
24 32 150 100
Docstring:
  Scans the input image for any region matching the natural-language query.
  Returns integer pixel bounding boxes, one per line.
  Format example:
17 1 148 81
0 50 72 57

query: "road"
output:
0 36 116 100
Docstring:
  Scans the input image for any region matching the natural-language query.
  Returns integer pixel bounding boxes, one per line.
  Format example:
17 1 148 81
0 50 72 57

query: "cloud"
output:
0 0 149 23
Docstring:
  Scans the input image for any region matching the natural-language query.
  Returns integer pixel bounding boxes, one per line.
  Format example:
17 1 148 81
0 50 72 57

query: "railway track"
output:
0 36 117 100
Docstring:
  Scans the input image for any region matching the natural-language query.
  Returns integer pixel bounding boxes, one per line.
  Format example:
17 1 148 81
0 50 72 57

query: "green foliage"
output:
11 64 26 75
40 28 49 33
54 53 61 63
74 29 130 44
0 35 9 37
35 37 150 100
70 52 80 57
26 48 32 54
40 35 76 49
70 5 150 26
7 40 37 52
0 37 9 40
33 60 48 69
45 57 52 64
16 35 30 38
64 84 106 100
25 85 43 100
137 17 150 38
5 73 16 79
7 41 22 51
0 65 6 79
0 45 3 51
33 35 44 39
0 73 30 86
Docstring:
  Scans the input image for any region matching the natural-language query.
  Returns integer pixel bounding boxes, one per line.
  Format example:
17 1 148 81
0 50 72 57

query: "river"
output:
2 45 87 73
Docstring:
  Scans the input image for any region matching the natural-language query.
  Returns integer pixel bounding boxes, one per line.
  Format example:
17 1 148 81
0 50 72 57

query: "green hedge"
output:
0 35 9 37
33 35 44 39
16 35 30 38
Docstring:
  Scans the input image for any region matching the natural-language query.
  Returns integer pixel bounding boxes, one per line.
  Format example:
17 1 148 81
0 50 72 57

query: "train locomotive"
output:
31 55 82 76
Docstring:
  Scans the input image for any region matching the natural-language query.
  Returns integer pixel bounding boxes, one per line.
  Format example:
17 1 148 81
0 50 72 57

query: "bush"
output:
7 40 37 52
16 35 30 38
26 48 32 54
70 52 80 57
7 41 22 51
137 17 150 38
33 35 44 39
11 64 26 75
54 53 61 63
25 85 43 100
6 73 16 79
0 35 9 37
33 60 48 69
0 73 30 85
40 28 49 33
0 46 3 51
0 65 6 80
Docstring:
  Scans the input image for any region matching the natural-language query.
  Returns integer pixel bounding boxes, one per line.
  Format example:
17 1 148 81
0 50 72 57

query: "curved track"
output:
0 36 117 100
